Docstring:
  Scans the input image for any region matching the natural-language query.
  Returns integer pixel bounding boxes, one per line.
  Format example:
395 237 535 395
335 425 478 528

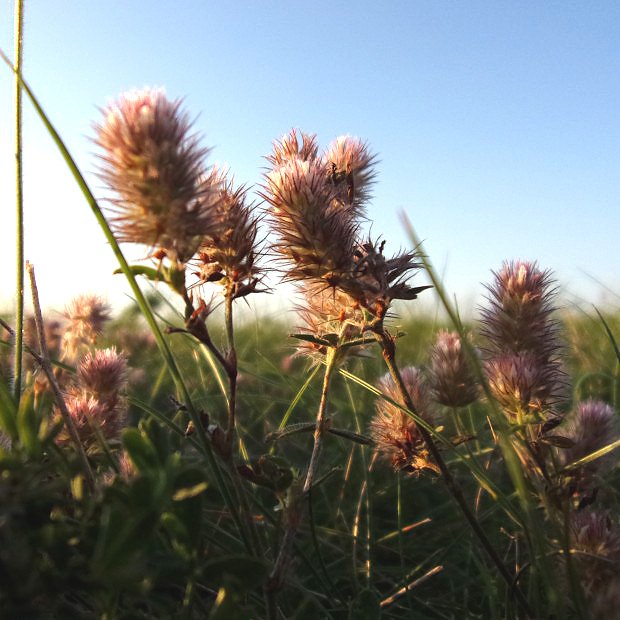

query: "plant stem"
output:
27 262 94 489
12 0 25 404
224 292 237 449
373 325 534 618
303 347 338 493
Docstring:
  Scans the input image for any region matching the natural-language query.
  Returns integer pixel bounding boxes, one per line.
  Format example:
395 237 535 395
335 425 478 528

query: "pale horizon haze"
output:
1 2 619 319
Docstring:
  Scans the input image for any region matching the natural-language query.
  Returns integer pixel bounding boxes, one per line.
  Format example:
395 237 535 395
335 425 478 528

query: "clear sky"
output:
1 1 618 316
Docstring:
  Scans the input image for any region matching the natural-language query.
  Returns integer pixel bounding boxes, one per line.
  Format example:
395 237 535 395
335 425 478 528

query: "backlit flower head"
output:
370 367 438 475
77 347 128 407
428 330 479 407
95 87 218 262
195 167 262 299
262 157 358 285
324 135 377 217
62 294 111 360
266 129 319 167
484 352 560 417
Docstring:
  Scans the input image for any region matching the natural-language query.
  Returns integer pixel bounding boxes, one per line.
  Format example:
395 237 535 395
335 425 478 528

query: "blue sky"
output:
1 1 618 315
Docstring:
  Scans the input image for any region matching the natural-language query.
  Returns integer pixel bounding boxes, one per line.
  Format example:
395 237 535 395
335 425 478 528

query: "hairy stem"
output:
13 0 25 403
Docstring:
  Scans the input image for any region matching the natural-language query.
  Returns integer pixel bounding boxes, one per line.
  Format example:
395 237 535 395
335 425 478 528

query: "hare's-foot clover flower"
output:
370 367 439 475
428 330 479 407
95 88 218 263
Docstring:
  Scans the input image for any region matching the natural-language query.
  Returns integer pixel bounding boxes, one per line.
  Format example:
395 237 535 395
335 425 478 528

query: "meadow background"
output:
1 3 620 619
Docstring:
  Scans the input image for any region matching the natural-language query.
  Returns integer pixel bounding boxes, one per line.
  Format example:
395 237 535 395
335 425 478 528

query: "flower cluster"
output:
262 130 426 320
62 294 111 361
58 347 128 450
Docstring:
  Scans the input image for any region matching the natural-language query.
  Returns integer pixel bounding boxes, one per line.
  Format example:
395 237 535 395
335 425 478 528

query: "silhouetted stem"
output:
373 325 534 618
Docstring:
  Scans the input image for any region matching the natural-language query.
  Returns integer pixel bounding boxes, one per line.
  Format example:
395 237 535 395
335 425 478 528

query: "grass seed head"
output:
62 294 111 360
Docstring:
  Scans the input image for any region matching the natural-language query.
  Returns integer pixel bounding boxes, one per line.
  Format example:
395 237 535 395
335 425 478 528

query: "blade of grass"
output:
12 0 25 404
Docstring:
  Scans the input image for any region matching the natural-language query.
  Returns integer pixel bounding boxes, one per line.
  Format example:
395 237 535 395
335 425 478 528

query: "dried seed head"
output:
195 168 262 299
346 239 428 318
428 330 479 407
95 87 218 262
266 129 319 167
324 135 377 217
370 367 438 475
262 157 358 284
62 295 111 360
77 347 128 407
560 400 618 480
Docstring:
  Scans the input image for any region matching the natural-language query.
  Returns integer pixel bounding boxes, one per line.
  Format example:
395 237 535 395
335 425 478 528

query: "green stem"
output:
303 347 338 493
12 0 25 404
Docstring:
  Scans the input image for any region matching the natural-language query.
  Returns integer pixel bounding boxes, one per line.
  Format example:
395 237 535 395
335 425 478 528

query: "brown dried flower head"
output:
95 87 218 262
370 367 438 475
266 129 319 167
428 330 479 407
195 168 262 299
324 135 377 217
62 294 111 360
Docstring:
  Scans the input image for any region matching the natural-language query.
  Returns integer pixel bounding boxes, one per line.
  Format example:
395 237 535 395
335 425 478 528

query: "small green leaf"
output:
172 481 208 501
289 333 332 347
122 428 160 472
0 376 18 439
113 264 163 281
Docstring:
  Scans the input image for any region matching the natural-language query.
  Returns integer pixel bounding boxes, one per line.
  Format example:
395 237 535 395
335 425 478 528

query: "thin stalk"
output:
303 347 338 492
224 292 237 447
12 0 25 403
27 262 94 489
373 326 534 618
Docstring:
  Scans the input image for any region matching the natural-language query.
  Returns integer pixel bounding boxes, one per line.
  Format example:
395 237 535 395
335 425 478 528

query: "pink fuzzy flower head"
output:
428 330 479 407
560 400 618 485
263 157 358 284
324 135 377 217
266 129 319 167
195 167 262 299
570 510 620 597
481 260 560 360
484 352 560 417
77 347 128 407
95 87 218 262
370 367 438 475
62 294 111 360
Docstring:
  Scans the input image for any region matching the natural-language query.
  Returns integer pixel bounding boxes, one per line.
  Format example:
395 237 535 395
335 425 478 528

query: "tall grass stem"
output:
12 0 25 404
